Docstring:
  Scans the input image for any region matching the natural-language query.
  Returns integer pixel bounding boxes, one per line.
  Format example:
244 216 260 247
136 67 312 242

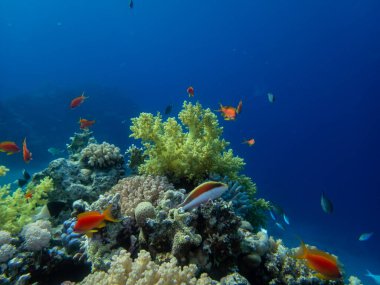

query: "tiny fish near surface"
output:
177 181 228 211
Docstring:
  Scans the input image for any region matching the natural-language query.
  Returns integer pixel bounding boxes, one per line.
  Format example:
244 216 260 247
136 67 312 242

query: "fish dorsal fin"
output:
77 211 100 219
308 247 337 263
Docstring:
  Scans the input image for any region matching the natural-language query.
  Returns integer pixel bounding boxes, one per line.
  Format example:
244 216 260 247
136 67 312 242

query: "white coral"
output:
21 220 52 251
81 142 124 169
0 244 16 262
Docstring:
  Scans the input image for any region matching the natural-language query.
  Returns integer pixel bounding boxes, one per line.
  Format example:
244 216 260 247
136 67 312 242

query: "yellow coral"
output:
0 165 9 177
130 101 245 185
0 177 54 234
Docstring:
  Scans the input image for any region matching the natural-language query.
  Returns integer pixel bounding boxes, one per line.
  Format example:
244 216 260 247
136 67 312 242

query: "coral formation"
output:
66 129 97 160
108 175 174 217
134 202 156 227
0 177 54 234
21 220 52 251
125 144 146 174
81 142 124 169
78 249 218 285
130 101 245 185
0 165 9 177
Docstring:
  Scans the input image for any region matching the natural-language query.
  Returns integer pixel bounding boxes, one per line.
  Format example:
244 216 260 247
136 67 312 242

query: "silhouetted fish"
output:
47 201 67 217
129 0 134 8
321 192 333 214
17 178 28 188
164 105 172 115
22 169 31 180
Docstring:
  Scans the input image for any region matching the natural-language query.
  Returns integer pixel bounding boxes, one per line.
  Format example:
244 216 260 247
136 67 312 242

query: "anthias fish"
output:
79 118 96 129
236 100 243 114
23 138 32 163
243 138 255 146
74 205 119 237
0 141 20 155
292 241 342 280
178 181 228 211
217 104 237 121
70 92 88 109
187 86 194 97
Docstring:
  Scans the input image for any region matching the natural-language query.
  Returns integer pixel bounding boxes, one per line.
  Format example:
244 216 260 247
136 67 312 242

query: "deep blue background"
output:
1 0 379 283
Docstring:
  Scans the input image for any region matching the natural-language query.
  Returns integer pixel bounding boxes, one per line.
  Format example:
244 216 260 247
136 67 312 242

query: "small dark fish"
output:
164 105 173 115
47 201 67 217
129 0 134 8
321 192 333 214
17 178 28 188
22 169 31 180
275 222 285 231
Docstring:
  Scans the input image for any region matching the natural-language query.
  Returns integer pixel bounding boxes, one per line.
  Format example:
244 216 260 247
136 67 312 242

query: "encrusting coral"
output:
0 165 9 177
78 249 219 285
108 175 174 217
81 142 124 169
130 101 245 186
0 177 54 234
21 220 52 251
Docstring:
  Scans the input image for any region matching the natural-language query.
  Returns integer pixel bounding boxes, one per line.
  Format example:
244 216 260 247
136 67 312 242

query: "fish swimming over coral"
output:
292 240 342 280
74 205 119 237
79 118 96 130
216 103 237 121
177 181 228 211
70 92 88 109
48 147 65 156
22 138 32 163
0 141 20 155
187 86 194 97
366 270 380 284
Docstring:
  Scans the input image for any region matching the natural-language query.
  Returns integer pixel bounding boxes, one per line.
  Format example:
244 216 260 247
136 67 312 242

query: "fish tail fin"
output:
103 205 120 222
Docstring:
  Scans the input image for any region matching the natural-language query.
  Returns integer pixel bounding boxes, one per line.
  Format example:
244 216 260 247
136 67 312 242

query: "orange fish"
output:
23 138 32 163
236 100 243 114
292 241 343 280
217 104 237 121
243 138 255 146
79 118 96 129
187 86 194 97
73 205 119 237
0 141 21 155
25 191 33 200
70 92 88 109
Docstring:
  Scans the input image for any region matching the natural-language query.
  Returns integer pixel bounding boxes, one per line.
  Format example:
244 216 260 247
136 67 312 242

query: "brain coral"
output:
80 142 124 169
108 175 174 217
130 101 245 185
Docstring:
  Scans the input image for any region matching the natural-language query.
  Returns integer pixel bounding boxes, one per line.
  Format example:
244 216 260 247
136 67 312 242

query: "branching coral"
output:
78 249 219 285
80 142 124 169
130 101 245 185
0 177 54 234
108 175 174 217
0 165 9 177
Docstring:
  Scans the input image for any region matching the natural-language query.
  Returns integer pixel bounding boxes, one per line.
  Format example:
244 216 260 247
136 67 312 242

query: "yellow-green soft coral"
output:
0 177 54 234
130 101 245 185
0 165 9 177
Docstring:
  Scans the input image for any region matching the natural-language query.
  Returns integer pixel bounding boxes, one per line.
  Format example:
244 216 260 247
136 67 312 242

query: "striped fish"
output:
178 181 228 211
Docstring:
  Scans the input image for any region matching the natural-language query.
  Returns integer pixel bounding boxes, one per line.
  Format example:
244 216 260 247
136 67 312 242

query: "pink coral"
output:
108 175 174 217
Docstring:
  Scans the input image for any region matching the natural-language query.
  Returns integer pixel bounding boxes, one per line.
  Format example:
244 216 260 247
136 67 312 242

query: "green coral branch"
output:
0 177 54 234
130 101 245 185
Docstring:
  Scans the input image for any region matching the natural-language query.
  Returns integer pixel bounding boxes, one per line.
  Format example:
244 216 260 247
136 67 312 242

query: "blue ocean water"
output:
1 0 379 283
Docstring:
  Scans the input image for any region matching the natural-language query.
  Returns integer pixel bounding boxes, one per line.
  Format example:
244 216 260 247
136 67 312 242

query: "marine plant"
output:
0 165 9 177
130 101 245 186
0 177 54 234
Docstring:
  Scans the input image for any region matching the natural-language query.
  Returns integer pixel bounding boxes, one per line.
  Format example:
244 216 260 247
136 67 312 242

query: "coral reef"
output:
21 220 52 251
130 101 245 186
81 142 124 169
66 129 97 160
0 177 54 234
124 144 146 174
0 165 9 177
108 175 174 217
78 249 219 285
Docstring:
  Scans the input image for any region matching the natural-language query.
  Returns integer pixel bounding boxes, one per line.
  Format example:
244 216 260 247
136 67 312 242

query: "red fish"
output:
74 205 119 237
187 86 194 97
217 104 237 121
292 241 342 280
79 118 96 129
0 141 21 155
243 138 255 146
70 92 88 109
23 138 32 163
236 100 243 114
25 191 33 200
